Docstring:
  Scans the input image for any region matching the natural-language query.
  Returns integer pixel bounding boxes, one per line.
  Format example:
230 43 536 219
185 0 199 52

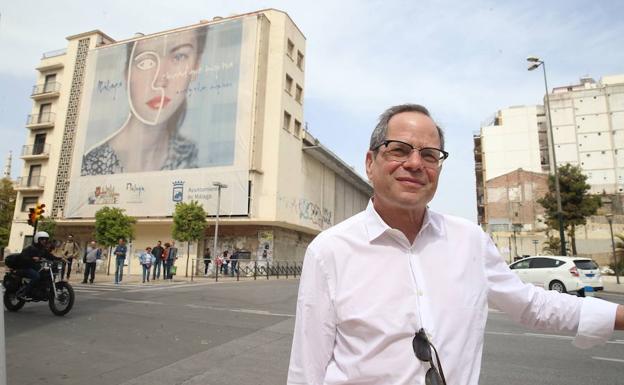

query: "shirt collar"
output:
364 199 445 243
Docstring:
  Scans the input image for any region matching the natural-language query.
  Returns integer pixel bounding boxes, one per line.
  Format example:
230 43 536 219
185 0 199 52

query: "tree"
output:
94 207 136 274
0 177 16 252
172 201 207 277
38 216 57 240
541 235 560 255
538 164 601 255
612 233 624 274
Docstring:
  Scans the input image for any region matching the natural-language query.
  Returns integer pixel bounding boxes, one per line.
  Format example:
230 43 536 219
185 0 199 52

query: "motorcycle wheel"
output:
4 291 26 312
48 281 75 316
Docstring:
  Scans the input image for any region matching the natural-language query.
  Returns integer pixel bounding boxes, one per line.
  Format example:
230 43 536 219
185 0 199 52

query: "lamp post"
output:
212 182 228 277
527 56 566 256
606 214 620 284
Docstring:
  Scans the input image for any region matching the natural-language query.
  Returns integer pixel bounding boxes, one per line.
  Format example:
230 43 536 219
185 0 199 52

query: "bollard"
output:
253 261 257 280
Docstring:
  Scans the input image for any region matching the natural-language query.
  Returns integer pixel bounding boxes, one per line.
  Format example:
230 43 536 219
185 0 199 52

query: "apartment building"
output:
9 9 372 274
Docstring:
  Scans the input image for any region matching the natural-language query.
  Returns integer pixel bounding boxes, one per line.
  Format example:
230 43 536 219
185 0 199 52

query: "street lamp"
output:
606 214 620 284
532 239 539 255
212 182 228 278
527 56 566 256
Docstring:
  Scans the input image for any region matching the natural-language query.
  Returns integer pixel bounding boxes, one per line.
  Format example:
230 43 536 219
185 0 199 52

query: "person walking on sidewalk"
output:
230 248 240 277
60 234 81 281
139 247 155 283
82 240 101 284
151 241 165 280
164 241 178 280
113 238 127 284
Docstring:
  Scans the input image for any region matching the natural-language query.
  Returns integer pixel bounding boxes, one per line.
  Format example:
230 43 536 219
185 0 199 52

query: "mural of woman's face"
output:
127 29 201 125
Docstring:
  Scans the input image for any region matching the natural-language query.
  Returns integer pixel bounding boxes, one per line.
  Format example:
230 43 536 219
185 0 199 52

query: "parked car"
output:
508 256 603 296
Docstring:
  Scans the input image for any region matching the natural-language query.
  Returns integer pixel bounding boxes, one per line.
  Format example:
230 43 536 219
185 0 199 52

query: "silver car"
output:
509 256 603 296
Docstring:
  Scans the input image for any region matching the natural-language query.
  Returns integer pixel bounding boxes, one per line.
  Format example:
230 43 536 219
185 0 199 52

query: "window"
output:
39 103 52 123
286 39 294 58
294 120 302 136
33 133 46 155
28 164 42 187
297 51 304 70
530 257 559 268
511 260 530 269
43 73 57 93
283 111 292 132
295 85 303 103
285 74 293 94
21 196 38 212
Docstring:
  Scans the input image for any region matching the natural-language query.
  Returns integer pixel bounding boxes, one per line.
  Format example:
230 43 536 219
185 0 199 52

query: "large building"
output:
9 9 372 273
474 75 624 263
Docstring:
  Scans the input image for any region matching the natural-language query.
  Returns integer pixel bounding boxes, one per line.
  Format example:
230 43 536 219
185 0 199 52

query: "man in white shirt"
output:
287 104 624 385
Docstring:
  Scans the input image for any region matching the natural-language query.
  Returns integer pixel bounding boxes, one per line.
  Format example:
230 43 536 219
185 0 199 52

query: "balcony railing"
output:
21 144 50 157
26 112 56 127
15 176 46 189
32 82 60 96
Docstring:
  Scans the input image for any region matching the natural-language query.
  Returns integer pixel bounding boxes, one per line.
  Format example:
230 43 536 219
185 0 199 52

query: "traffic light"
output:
27 207 36 226
33 203 45 223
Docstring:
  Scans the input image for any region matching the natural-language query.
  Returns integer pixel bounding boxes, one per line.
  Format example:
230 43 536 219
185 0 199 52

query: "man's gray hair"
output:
369 104 445 151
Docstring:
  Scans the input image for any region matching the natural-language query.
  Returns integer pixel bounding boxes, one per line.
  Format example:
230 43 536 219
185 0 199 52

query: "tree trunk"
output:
185 242 190 277
570 225 577 255
106 245 112 275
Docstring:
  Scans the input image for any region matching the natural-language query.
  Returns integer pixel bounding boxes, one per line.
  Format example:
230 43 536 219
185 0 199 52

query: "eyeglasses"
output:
373 140 449 167
413 328 447 385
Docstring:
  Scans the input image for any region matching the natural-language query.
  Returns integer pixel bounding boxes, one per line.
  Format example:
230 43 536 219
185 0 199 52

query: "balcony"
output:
26 112 55 130
21 144 51 160
31 82 60 100
15 176 46 191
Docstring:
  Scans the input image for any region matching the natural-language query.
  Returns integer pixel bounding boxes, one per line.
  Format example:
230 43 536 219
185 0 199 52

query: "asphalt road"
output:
3 280 624 385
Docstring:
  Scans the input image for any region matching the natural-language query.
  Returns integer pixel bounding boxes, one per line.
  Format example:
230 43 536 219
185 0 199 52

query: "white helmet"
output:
34 231 50 243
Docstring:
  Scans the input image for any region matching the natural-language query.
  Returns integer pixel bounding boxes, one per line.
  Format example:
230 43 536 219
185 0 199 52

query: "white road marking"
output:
185 303 294 317
592 356 624 363
94 297 163 305
486 331 624 345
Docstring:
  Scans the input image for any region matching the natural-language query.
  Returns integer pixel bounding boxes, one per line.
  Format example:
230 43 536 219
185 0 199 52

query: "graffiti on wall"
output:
277 195 332 228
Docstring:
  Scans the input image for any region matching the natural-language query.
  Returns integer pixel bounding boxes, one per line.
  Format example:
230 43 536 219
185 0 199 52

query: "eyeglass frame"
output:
372 140 449 168
412 328 447 385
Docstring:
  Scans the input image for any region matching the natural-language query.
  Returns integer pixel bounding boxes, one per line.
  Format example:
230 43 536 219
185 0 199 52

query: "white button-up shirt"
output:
287 201 617 385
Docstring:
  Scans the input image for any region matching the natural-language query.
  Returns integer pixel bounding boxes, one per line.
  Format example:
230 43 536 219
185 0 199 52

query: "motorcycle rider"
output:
16 231 58 299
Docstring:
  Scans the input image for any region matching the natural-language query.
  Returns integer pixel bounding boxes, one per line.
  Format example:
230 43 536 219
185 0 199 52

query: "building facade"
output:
549 75 624 194
9 9 372 274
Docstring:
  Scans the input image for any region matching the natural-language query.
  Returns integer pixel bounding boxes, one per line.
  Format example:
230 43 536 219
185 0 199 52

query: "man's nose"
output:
401 149 426 170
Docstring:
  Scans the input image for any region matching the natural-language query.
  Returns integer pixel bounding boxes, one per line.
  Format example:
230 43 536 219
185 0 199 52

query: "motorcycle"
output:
3 258 75 316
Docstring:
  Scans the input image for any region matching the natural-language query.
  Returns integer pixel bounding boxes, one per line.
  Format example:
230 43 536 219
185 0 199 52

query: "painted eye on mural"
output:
135 57 157 71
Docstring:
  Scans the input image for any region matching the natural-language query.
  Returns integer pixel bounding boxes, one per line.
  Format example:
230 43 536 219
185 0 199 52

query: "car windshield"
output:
574 260 598 270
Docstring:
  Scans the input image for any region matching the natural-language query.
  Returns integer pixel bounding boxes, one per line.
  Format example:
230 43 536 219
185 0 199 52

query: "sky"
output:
1 0 623 222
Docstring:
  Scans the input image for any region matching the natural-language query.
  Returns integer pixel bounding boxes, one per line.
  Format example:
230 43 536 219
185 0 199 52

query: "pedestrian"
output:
230 248 239 277
139 247 154 283
113 238 127 284
220 250 229 275
81 240 100 284
151 240 165 280
287 104 624 385
60 234 81 281
203 247 211 276
164 241 178 280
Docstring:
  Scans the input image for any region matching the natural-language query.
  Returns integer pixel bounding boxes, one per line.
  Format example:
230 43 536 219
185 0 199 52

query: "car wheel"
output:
549 280 567 293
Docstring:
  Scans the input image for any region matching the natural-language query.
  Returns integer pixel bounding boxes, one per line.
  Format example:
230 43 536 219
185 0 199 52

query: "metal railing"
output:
26 112 56 126
190 259 302 282
42 48 67 59
32 82 61 96
15 175 46 188
21 144 50 157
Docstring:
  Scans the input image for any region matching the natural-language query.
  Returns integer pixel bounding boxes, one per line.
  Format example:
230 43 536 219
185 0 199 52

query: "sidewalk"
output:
601 275 624 294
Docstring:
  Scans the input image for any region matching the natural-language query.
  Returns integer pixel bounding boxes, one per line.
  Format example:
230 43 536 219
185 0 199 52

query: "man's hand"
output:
616 305 624 330
33 257 40 262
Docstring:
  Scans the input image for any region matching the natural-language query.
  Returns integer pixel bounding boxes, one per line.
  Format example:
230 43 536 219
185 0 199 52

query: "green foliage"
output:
172 201 207 277
612 233 624 273
37 216 57 240
537 164 601 254
172 201 207 242
94 207 136 247
0 177 16 248
541 235 560 255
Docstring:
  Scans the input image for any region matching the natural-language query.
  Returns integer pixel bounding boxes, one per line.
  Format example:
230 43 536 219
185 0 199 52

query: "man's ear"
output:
365 151 375 180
